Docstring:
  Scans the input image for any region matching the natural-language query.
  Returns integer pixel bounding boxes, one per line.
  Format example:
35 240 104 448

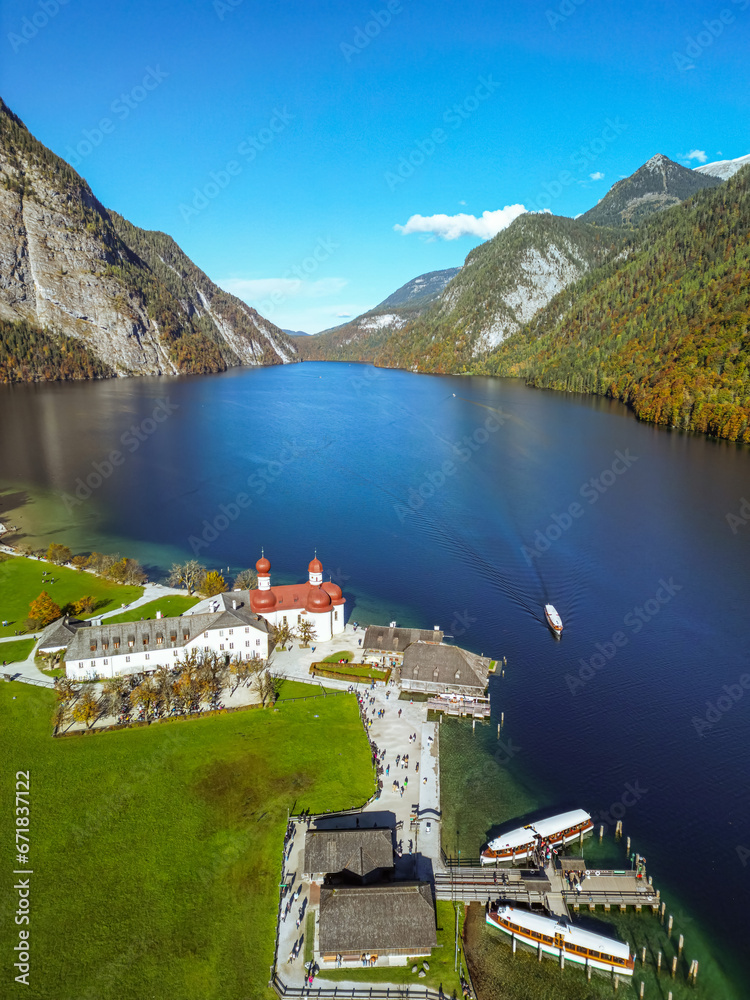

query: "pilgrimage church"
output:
233 553 346 642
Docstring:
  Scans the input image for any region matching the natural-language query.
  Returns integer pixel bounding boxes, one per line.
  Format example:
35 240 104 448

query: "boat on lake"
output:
544 603 563 635
480 809 593 864
486 903 634 975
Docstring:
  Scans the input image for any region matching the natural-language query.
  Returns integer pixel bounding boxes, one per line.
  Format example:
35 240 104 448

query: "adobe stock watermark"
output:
340 0 406 61
565 578 682 695
691 673 750 737
63 66 169 170
546 0 590 30
394 410 508 522
385 75 500 191
188 440 309 555
256 237 339 317
179 107 294 222
737 844 750 868
672 1 748 74
213 0 244 19
590 781 648 836
726 496 750 534
525 117 627 213
7 0 69 53
60 398 178 513
522 448 637 565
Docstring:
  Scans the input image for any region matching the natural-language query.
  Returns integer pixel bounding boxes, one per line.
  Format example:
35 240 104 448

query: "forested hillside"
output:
482 167 750 442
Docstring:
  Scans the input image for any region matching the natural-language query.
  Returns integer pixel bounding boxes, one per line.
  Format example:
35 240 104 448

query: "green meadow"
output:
0 554 144 637
103 594 199 623
0 683 375 1000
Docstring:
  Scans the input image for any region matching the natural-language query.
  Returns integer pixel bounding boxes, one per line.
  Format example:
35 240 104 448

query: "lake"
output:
0 361 748 995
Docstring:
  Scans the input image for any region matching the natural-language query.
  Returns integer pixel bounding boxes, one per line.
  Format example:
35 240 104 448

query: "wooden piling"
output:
660 901 666 923
671 956 677 979
626 836 631 855
657 951 662 973
640 946 646 965
472 718 475 732
613 974 619 991
616 820 622 838
586 964 591 980
560 951 565 969
579 829 584 850
639 983 644 999
512 935 516 954
667 915 673 938
692 960 699 982
497 724 500 739
500 711 504 726
599 824 604 842
538 942 542 962
678 934 683 956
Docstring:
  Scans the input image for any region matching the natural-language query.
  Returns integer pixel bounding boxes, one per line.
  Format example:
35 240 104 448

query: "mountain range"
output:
0 99 299 381
302 152 750 442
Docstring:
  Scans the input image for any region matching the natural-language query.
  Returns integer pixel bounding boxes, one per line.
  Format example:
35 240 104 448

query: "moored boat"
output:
480 809 592 864
544 603 563 634
486 903 634 976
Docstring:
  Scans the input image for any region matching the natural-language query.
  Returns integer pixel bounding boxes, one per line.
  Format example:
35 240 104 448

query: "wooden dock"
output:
426 697 491 718
435 862 660 916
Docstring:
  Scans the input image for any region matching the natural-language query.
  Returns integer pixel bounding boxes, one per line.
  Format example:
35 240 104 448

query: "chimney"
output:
156 611 162 619
232 600 237 610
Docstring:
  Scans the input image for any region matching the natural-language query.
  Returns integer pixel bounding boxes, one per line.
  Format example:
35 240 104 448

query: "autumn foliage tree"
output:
200 571 226 597
72 595 96 615
46 542 72 565
28 590 61 628
72 689 99 729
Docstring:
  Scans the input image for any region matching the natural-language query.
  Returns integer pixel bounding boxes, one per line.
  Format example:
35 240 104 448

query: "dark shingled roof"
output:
38 616 90 652
318 883 436 954
304 828 393 877
401 643 489 692
363 626 443 654
64 607 267 662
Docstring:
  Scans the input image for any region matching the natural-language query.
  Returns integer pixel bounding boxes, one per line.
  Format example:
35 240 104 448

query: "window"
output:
145 654 150 661
229 643 234 649
228 629 233 635
78 661 83 668
114 641 120 649
334 611 338 620
204 645 210 652
244 627 250 633
183 632 189 641
256 639 261 646
282 615 288 625
90 660 95 667
126 655 131 663
204 632 208 638
219 630 224 637
220 644 225 651
128 640 134 648
90 643 97 651
172 650 178 656
102 642 108 650
103 658 108 665
245 641 250 647
143 636 149 645
156 636 163 645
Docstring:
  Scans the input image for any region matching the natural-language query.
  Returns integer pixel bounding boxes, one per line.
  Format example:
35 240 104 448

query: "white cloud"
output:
459 199 467 205
337 312 351 318
394 204 528 241
219 276 347 301
590 171 605 181
686 149 708 163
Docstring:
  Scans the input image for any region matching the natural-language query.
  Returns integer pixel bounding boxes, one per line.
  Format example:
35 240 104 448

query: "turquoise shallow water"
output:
0 361 748 996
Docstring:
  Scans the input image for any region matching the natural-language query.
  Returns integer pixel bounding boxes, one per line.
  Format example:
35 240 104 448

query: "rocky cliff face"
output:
0 99 299 377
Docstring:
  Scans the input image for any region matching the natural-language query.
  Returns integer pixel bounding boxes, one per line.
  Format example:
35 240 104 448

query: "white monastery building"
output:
241 553 346 642
64 605 269 681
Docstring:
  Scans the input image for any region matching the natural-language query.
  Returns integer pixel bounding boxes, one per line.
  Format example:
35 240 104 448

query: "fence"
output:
3 673 55 689
271 974 447 999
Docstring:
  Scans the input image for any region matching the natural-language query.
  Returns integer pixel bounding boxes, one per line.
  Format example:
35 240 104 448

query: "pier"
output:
435 859 660 917
425 696 491 718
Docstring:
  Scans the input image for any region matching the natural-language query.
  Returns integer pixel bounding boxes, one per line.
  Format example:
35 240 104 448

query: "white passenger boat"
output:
544 604 563 635
480 809 593 864
486 904 634 975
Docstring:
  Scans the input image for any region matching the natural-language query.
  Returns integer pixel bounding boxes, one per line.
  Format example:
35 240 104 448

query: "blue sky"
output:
2 0 749 332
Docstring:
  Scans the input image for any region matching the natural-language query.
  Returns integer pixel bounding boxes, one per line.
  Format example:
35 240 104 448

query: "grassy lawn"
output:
275 679 333 701
319 901 464 994
104 594 198 623
311 661 390 682
320 650 354 662
0 554 144 637
0 683 375 1000
0 637 35 664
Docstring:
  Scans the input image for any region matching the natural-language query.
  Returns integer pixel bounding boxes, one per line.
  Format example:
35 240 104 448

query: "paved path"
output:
276 666 445 988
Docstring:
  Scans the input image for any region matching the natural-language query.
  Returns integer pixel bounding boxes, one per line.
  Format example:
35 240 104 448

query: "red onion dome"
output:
256 555 271 575
322 581 342 600
306 587 332 612
252 589 277 610
308 557 323 574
